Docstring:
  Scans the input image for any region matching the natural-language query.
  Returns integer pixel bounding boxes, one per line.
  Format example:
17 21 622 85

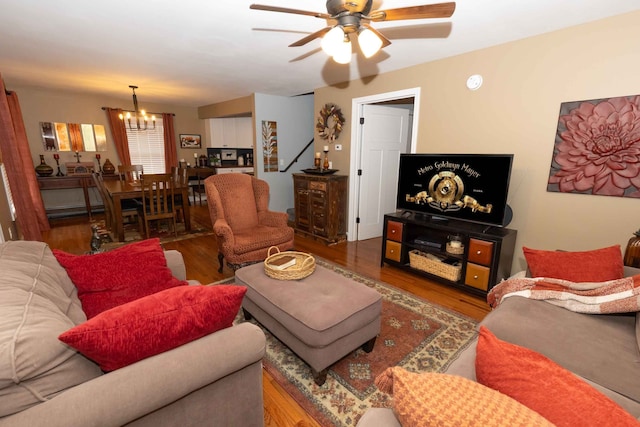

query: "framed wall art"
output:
262 121 278 173
40 121 107 152
180 134 201 149
547 94 640 198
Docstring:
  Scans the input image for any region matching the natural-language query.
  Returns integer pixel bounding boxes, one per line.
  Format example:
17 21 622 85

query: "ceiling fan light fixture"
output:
321 26 345 56
358 27 383 58
332 36 352 64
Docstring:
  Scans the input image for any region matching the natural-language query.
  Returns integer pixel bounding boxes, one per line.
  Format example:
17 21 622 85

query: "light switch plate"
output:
335 144 342 151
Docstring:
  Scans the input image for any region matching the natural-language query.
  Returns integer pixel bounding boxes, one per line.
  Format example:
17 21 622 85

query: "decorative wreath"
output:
316 103 345 141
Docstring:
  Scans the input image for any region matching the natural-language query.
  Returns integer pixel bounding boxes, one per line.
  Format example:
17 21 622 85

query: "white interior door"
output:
356 104 410 240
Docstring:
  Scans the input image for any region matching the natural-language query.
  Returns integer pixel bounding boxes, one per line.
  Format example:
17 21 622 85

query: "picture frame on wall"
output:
40 122 57 151
180 134 202 149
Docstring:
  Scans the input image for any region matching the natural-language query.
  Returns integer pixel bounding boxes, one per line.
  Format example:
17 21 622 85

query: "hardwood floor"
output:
41 205 491 427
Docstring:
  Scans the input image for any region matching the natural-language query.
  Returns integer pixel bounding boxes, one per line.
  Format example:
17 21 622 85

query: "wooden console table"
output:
37 175 96 220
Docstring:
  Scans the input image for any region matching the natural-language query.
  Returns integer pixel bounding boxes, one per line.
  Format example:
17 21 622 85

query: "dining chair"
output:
138 173 178 239
92 173 138 233
118 164 144 182
171 166 189 223
191 168 216 205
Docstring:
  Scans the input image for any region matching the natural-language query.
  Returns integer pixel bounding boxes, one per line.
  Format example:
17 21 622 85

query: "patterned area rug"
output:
225 258 479 427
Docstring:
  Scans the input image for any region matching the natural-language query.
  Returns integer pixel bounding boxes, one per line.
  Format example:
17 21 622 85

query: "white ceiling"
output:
1 0 638 108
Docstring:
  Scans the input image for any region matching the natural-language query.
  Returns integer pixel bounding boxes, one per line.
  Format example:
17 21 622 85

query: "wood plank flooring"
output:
41 205 490 427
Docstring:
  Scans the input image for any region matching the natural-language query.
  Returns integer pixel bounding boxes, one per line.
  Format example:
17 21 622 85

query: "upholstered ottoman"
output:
235 262 382 385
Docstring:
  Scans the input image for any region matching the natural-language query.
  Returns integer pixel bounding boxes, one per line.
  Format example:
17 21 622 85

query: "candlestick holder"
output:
53 155 64 176
323 150 329 170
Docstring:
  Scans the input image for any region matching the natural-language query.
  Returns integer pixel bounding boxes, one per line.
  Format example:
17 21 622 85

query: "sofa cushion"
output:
523 245 624 282
475 326 639 427
374 367 553 426
481 296 640 404
59 285 247 371
0 241 102 418
53 238 187 318
0 240 86 323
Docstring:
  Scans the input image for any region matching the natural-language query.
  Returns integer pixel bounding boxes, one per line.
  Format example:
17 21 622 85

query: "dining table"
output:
103 178 191 242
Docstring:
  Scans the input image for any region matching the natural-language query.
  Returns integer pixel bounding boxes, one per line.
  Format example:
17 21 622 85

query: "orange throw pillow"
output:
522 245 624 282
374 367 554 426
475 326 640 427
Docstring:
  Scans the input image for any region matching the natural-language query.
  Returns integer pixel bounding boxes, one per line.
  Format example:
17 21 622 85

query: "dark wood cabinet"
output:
293 173 347 244
381 212 517 296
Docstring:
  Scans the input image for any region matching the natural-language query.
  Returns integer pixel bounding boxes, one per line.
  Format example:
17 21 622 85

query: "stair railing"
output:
280 137 314 173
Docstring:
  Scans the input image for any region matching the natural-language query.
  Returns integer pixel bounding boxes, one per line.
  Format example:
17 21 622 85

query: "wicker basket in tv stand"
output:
381 212 517 297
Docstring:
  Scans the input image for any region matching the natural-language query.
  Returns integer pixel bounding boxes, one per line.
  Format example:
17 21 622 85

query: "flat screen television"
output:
396 154 514 227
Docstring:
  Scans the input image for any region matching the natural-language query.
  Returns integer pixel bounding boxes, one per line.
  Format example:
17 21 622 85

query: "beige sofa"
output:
357 265 640 426
0 240 266 427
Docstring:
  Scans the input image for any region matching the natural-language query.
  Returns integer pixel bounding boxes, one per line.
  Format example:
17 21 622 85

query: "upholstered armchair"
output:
205 173 294 272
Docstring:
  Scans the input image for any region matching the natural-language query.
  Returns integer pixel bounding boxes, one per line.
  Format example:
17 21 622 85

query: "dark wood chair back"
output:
139 173 177 238
118 164 144 182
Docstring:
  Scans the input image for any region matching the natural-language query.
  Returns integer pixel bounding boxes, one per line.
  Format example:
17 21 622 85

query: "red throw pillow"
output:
475 326 639 427
59 285 247 371
54 239 187 318
523 245 624 282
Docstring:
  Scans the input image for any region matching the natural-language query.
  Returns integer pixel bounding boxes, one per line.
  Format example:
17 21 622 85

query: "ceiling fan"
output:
250 1 456 64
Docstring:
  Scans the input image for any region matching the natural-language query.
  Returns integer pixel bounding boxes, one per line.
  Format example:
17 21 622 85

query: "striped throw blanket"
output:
488 275 640 314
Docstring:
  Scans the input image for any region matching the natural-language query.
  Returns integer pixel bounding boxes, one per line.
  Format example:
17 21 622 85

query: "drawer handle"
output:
473 275 479 279
476 250 482 255
390 249 395 254
391 229 396 234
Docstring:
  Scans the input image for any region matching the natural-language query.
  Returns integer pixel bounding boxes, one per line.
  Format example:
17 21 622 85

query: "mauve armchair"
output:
205 173 294 272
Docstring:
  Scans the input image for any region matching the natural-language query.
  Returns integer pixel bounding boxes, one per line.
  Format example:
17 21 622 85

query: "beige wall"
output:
198 95 253 119
10 85 205 211
314 11 640 271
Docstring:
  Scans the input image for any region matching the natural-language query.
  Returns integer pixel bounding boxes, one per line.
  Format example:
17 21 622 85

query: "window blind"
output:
126 120 166 173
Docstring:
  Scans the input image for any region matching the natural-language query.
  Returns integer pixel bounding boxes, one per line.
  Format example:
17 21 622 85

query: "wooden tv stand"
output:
381 212 517 297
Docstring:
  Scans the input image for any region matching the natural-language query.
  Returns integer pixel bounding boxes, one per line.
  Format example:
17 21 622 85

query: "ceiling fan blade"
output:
250 4 331 20
361 24 391 48
369 2 456 22
289 27 333 47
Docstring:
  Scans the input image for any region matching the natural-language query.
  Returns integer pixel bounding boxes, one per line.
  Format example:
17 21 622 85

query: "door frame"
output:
347 87 421 241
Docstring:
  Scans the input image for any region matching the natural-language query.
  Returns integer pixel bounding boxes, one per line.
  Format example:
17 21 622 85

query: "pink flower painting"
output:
548 95 640 198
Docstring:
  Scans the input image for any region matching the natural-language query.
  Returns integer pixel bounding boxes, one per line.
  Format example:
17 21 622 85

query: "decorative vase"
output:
35 154 54 177
102 159 116 175
623 230 640 268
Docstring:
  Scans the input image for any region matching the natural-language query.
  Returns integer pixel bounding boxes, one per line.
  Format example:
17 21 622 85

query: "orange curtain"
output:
0 75 49 240
105 108 131 166
163 113 178 173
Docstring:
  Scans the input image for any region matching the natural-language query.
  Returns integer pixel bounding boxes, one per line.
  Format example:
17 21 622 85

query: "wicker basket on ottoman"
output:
235 261 382 385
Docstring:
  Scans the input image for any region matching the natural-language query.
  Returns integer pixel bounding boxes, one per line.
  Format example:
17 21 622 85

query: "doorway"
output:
348 88 420 242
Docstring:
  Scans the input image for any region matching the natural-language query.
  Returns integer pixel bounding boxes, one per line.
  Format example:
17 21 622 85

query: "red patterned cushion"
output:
475 326 639 427
59 285 246 371
53 239 187 318
523 245 624 282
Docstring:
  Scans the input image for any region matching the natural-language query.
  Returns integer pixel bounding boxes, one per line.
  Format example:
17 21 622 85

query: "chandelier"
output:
119 85 156 131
